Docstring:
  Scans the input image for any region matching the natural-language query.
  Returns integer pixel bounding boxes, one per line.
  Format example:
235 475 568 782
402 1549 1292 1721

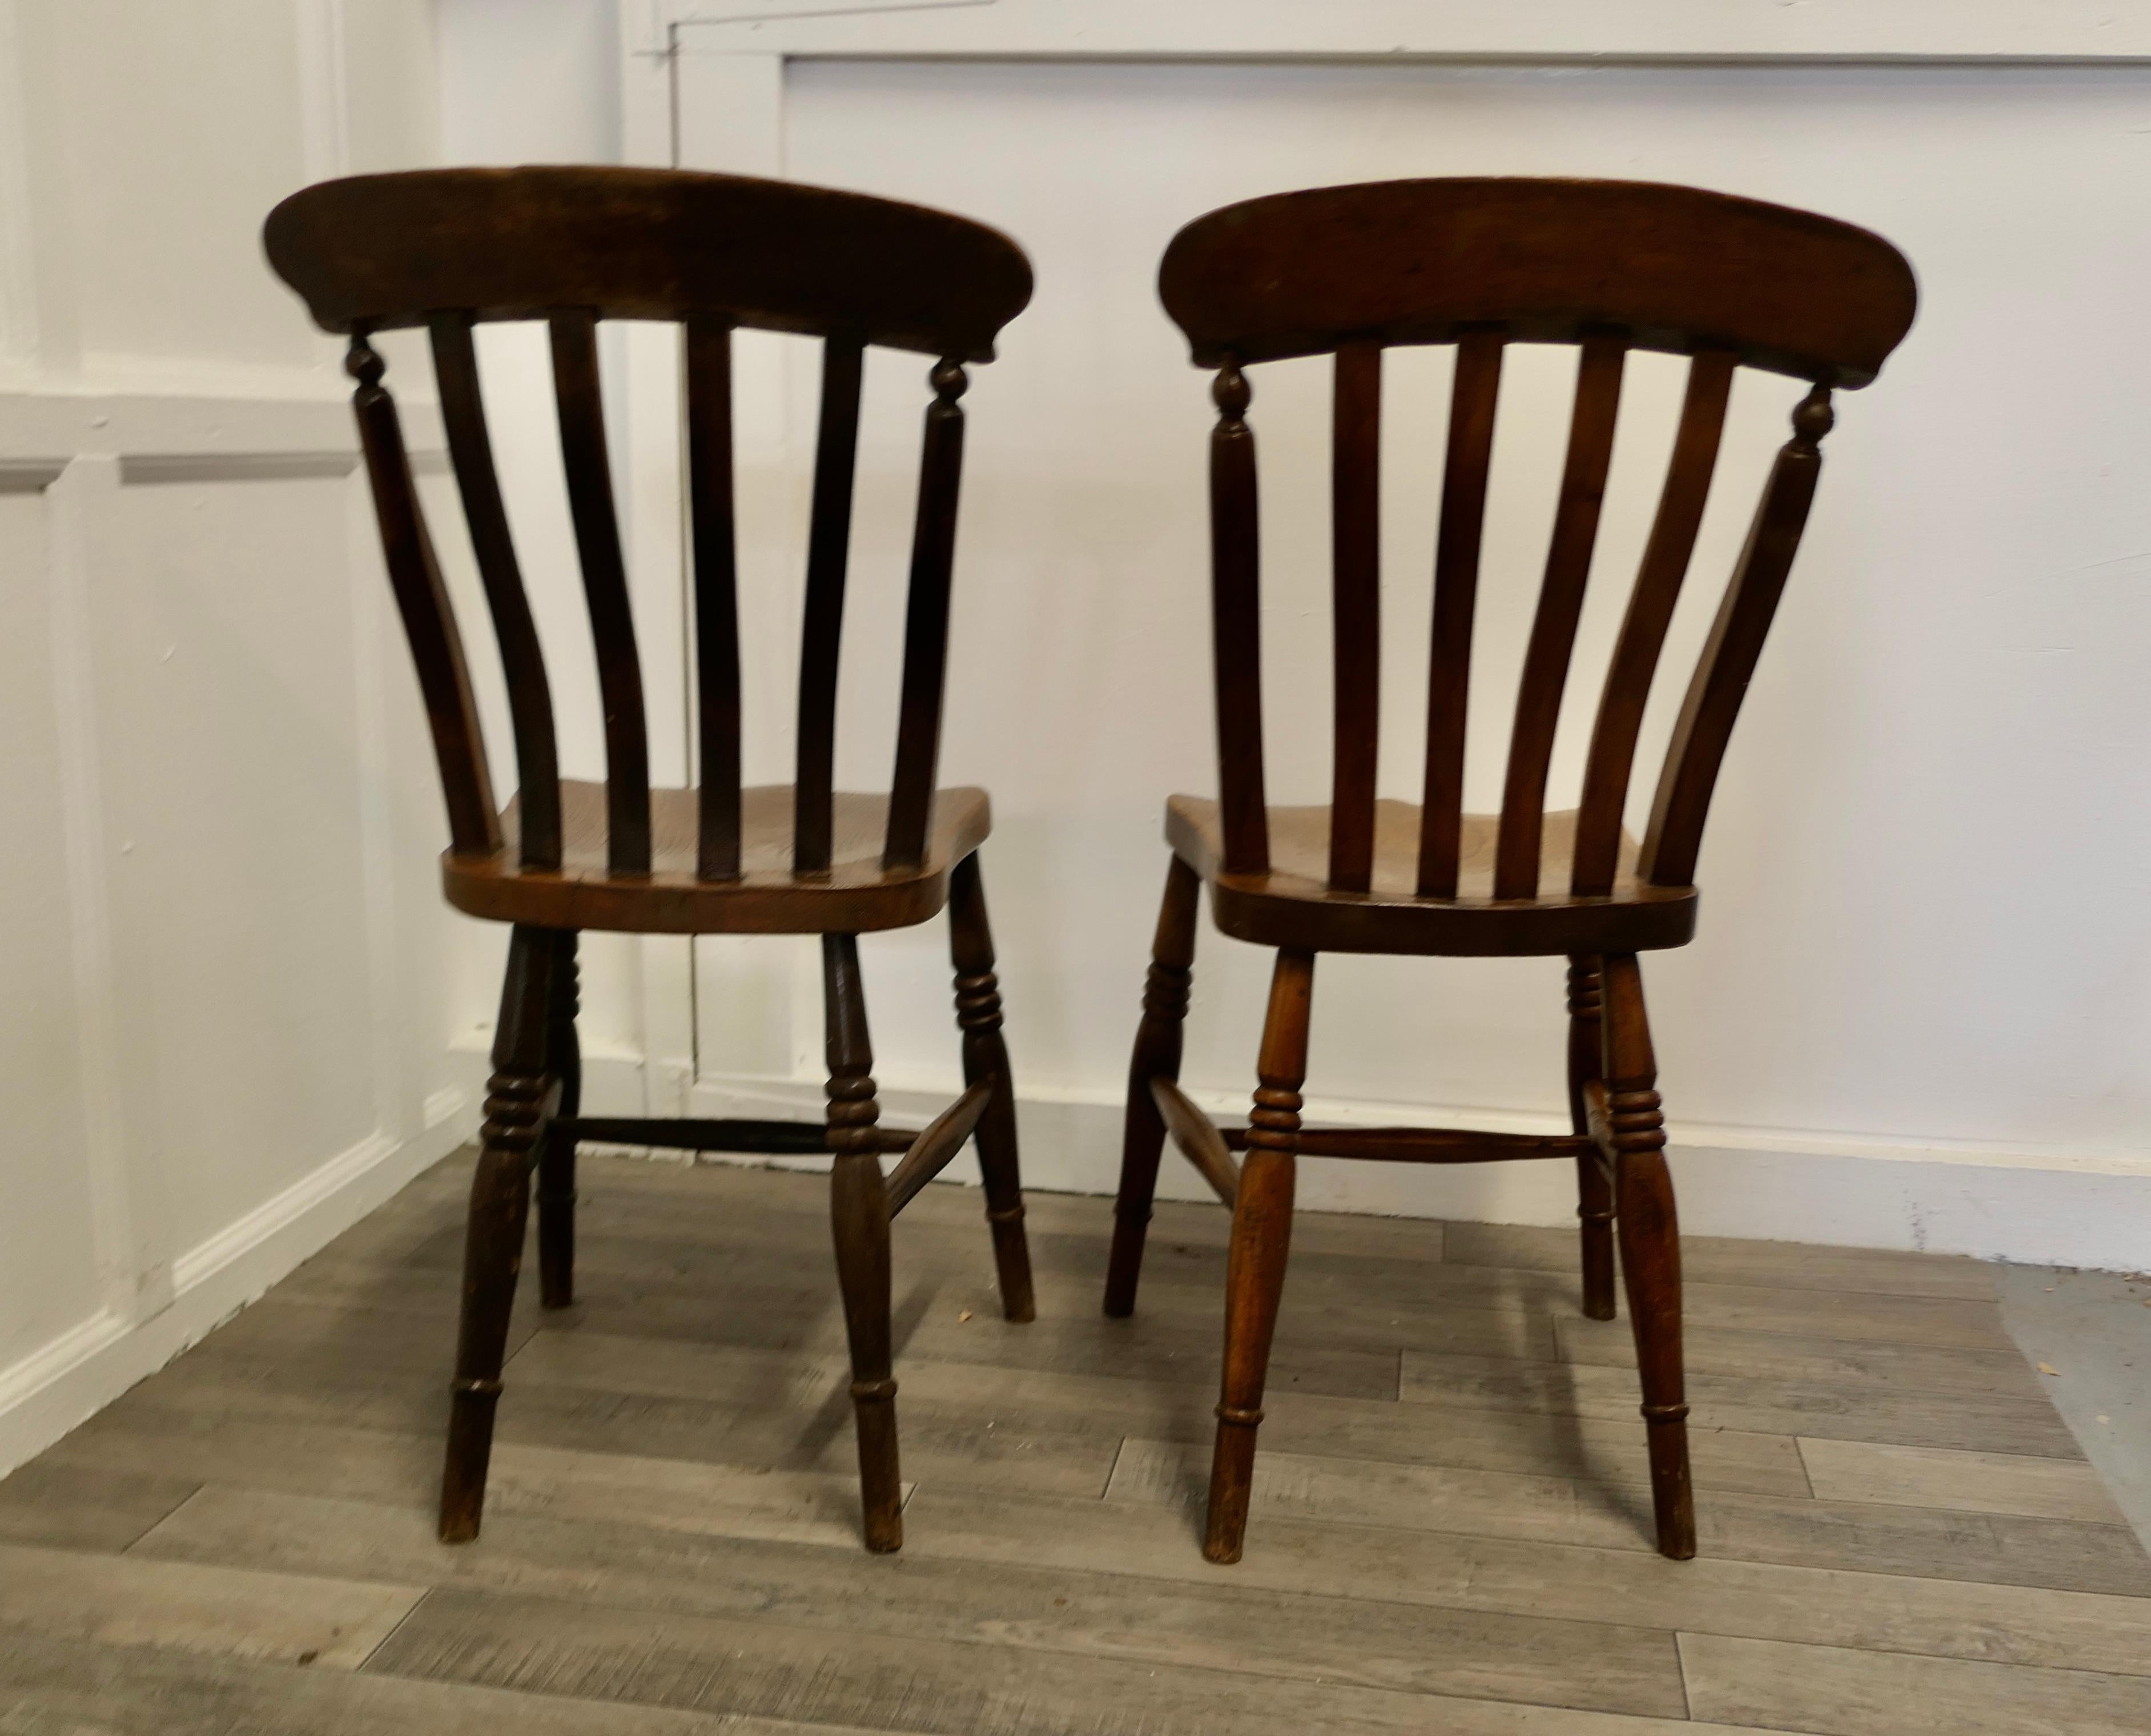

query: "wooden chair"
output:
264 167 1037 1553
1104 179 1916 1565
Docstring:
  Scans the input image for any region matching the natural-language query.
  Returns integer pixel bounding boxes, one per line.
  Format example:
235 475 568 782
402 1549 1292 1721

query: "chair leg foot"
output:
1601 953 1694 1561
1567 955 1618 1320
439 925 553 1545
947 853 1034 1323
824 933 903 1554
1201 948 1310 1565
536 931 580 1310
1104 857 1199 1319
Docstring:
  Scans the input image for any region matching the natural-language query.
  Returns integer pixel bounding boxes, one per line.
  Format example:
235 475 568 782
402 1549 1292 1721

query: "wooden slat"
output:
1796 1439 2128 1525
904 1481 2151 1681
885 1079 994 1215
367 1583 1692 1736
1106 1436 2150 1597
0 1463 199 1553
1208 359 1269 875
1494 336 1625 898
548 312 650 872
1328 340 1382 891
1221 1125 1594 1163
1416 329 1504 896
1570 349 1734 895
134 1485 1688 1724
429 314 561 869
0 1540 420 1670
686 316 743 879
348 341 500 857
791 335 864 873
1641 385 1832 887
1680 1632 2151 1736
1149 1076 1240 1206
0 1630 775 1735
883 359 968 869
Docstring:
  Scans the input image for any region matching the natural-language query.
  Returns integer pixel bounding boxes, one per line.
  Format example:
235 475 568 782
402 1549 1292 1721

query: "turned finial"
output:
1213 356 1251 421
1791 383 1835 448
345 333 385 389
930 357 968 405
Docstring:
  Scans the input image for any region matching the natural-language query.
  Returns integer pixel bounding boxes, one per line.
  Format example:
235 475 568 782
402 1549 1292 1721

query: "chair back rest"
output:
1158 177 1915 896
266 167 1032 876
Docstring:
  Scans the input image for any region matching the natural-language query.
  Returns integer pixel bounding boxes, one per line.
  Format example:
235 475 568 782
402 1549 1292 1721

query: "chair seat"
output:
1166 794 1696 957
444 781 991 935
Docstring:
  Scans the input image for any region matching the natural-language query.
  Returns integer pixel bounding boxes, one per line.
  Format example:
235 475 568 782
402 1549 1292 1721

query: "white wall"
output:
411 5 2151 1271
0 0 473 1474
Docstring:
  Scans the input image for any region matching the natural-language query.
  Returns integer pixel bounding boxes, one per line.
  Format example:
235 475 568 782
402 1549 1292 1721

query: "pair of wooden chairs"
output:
265 168 1915 1566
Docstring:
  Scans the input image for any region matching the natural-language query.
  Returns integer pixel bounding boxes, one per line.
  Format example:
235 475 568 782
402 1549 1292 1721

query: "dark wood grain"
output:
1328 340 1382 892
1159 176 1916 383
1125 175 1915 1572
686 315 743 880
1205 946 1313 1564
346 338 499 859
1416 329 1505 897
1641 387 1834 887
884 360 968 870
430 313 561 870
440 924 554 1542
1209 360 1269 875
1105 856 1201 1318
1495 337 1625 899
272 168 1037 1558
1571 350 1733 897
793 335 865 874
823 932 900 1552
549 312 651 875
267 166 1032 359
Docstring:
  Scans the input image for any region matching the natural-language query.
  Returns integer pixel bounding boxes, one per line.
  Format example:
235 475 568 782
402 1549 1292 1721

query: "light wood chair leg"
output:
947 852 1034 1323
537 929 581 1310
1601 951 1694 1560
1566 954 1617 1322
1104 856 1200 1318
823 933 902 1554
1204 946 1313 1565
440 923 554 1544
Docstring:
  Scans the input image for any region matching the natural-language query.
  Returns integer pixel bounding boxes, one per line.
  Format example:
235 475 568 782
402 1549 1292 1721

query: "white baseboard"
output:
0 1107 479 1477
672 1070 2151 1274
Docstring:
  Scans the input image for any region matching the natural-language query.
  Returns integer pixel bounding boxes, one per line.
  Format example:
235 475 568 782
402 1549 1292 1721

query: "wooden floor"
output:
3 1150 2149 1735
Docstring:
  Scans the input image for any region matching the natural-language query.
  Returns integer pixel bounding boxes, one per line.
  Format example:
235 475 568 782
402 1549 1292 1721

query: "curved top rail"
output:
266 167 1034 361
1158 177 1916 384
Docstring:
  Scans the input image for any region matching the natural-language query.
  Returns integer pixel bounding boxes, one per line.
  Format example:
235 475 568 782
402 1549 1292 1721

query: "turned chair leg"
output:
1104 856 1200 1318
1601 952 1694 1560
440 923 555 1544
1204 946 1313 1565
823 933 903 1553
537 930 581 1310
1566 954 1617 1322
947 853 1034 1323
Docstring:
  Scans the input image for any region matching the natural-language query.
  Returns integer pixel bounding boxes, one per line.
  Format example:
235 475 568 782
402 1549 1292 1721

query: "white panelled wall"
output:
0 0 468 1472
5 0 2151 1473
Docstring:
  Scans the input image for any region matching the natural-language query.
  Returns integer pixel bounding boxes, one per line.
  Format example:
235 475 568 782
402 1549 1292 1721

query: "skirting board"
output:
0 1105 479 1478
655 1068 2151 1275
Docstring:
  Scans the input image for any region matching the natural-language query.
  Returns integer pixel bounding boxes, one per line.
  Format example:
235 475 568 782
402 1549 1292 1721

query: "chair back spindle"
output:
1416 329 1505 898
1208 360 1269 876
431 313 562 871
1157 178 1916 911
264 168 1031 897
794 335 866 873
884 359 970 871
685 315 743 879
347 336 501 859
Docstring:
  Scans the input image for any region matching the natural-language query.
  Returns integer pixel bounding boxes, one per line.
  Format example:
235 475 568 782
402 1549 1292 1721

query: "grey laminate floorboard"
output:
1 1150 2144 1734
